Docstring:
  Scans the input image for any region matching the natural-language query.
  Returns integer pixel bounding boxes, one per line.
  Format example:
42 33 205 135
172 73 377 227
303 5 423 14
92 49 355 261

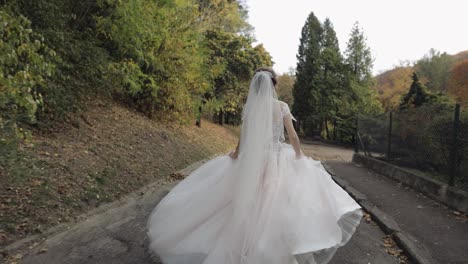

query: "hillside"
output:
454 50 468 62
0 101 238 247
374 50 468 110
374 66 414 110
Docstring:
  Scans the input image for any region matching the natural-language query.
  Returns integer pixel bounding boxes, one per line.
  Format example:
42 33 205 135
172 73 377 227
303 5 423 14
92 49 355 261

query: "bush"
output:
0 8 56 163
96 0 210 121
2 0 269 127
10 0 113 122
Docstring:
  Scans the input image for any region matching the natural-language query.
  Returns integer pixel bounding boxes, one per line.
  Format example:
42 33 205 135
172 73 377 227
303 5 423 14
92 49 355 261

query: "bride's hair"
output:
255 67 277 86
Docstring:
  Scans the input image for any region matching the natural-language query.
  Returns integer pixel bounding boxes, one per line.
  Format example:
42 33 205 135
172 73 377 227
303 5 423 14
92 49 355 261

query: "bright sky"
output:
246 0 468 75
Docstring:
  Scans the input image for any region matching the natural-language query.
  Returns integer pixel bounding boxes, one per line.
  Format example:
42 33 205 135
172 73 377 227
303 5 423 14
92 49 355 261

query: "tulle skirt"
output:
147 144 362 264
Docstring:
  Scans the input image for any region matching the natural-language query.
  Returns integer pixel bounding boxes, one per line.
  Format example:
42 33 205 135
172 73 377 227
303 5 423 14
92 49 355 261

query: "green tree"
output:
345 22 373 83
12 0 111 120
9 0 257 124
97 0 211 120
277 71 295 106
0 8 56 163
320 18 345 138
400 72 438 109
293 11 323 134
415 48 454 93
203 30 272 125
344 22 382 115
3 0 268 128
197 0 252 34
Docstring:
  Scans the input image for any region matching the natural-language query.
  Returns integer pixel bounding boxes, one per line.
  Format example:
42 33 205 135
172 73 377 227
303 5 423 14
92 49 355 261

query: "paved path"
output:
3 142 405 264
330 219 407 264
301 140 354 162
324 161 468 264
12 181 401 264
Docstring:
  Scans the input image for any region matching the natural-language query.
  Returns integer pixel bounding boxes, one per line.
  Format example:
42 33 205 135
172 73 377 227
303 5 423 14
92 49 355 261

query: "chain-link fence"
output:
357 103 468 191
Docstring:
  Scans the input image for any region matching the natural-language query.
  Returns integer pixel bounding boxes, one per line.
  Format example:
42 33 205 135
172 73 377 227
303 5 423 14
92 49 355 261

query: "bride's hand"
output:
295 152 305 160
229 151 238 159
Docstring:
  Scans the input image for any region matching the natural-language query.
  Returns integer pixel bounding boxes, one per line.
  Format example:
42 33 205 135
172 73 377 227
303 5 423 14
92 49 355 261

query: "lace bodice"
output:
273 101 295 143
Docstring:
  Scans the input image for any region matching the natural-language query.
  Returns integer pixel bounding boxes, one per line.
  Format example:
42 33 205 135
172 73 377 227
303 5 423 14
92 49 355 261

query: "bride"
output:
147 68 363 264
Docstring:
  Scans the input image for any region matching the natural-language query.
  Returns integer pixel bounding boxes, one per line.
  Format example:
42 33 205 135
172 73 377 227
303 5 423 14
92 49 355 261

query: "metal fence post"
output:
355 116 359 153
387 111 393 160
449 104 461 186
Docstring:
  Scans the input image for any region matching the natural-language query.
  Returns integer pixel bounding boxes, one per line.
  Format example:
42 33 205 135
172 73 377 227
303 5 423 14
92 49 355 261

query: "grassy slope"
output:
0 101 238 247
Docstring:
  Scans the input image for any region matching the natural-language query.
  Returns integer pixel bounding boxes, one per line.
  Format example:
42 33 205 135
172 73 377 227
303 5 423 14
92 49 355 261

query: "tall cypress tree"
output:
345 22 373 83
400 72 436 109
344 22 381 114
320 18 344 138
292 12 323 134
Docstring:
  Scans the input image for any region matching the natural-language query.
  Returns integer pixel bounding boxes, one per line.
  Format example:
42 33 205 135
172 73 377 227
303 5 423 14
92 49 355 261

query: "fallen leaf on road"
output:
363 212 372 223
170 172 185 181
382 235 407 263
452 211 468 222
37 248 48 254
28 242 40 249
4 253 23 263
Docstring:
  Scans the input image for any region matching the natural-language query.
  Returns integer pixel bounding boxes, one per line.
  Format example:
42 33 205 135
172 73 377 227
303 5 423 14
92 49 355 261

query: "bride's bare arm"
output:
284 116 304 158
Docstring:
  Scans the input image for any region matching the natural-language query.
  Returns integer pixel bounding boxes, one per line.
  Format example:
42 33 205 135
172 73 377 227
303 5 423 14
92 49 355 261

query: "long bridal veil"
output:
224 71 279 260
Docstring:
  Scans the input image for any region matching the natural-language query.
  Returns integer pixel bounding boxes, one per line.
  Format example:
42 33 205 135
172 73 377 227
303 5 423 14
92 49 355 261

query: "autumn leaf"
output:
448 59 468 103
363 212 372 223
37 248 48 254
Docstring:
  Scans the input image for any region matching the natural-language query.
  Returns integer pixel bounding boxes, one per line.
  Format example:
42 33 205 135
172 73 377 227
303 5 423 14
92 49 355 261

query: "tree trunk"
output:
218 110 224 125
225 112 230 125
195 105 202 127
324 118 330 140
333 119 337 140
318 118 324 139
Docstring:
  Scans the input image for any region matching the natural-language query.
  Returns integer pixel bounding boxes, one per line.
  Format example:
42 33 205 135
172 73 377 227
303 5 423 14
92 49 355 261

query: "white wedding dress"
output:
147 72 363 264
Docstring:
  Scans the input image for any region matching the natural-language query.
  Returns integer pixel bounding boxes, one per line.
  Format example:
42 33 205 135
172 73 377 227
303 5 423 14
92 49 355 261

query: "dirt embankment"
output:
0 101 238 247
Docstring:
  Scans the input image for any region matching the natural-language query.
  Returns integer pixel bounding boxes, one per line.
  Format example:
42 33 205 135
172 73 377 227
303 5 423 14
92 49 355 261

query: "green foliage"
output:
293 15 381 140
1 0 264 159
203 29 272 123
276 71 295 106
374 49 465 110
319 19 348 137
94 0 261 122
3 0 258 124
400 72 451 110
11 0 112 121
389 104 467 189
97 0 209 120
344 22 382 115
293 12 323 135
0 8 56 163
345 22 373 84
415 48 454 93
197 0 252 34
400 72 436 109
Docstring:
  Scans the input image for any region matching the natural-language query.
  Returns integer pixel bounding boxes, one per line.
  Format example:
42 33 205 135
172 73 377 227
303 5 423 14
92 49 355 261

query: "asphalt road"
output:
5 142 405 264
